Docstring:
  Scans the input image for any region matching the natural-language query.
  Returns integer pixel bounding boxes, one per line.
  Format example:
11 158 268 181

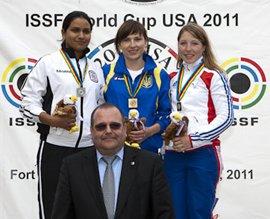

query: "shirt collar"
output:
182 56 203 72
96 147 124 162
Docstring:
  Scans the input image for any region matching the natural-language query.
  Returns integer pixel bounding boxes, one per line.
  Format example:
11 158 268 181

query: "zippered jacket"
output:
103 53 171 152
170 62 234 149
20 46 104 147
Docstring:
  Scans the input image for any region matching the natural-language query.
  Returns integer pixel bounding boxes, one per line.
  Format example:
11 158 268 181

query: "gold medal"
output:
128 98 138 108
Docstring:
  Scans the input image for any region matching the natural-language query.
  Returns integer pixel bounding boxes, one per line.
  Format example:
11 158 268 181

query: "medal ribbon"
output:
123 73 147 98
59 49 88 87
177 62 204 101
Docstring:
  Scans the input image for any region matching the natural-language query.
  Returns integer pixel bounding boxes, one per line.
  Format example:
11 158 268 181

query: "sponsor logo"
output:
221 57 267 110
114 76 124 80
1 57 37 108
56 69 70 73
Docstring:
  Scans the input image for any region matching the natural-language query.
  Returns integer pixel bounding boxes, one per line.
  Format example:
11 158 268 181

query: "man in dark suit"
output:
51 103 174 219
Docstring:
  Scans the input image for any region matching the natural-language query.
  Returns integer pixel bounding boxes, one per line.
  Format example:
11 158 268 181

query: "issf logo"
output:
1 57 37 108
221 57 267 110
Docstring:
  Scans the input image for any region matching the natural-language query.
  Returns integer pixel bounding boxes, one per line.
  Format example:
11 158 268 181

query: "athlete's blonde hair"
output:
177 22 223 73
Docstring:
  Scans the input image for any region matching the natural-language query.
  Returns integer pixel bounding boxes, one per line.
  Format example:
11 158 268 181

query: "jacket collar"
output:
61 42 90 59
182 56 203 72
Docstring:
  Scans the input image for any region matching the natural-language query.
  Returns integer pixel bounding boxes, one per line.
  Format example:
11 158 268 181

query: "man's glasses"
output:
94 122 122 132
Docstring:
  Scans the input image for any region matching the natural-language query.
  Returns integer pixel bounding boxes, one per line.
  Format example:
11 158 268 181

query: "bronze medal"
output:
177 101 182 111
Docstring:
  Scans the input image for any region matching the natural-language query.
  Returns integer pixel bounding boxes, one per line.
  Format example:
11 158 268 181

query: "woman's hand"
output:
52 114 77 131
172 135 192 153
128 123 161 143
39 112 76 131
128 129 146 143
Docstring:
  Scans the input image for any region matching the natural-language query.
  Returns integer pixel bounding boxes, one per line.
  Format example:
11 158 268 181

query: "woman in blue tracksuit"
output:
103 20 171 153
164 22 234 219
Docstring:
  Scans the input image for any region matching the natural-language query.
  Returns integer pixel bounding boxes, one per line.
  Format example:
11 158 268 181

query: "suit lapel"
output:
82 147 107 217
115 146 138 217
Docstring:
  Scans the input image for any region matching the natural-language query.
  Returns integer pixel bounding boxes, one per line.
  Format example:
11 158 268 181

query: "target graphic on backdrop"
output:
1 57 37 108
221 57 266 110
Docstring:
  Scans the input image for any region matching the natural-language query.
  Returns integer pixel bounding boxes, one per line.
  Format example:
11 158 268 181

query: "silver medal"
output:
77 87 86 97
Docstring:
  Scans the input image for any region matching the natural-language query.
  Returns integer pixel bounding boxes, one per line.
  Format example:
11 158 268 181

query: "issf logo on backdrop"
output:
221 57 267 110
1 57 37 108
221 57 267 126
1 57 37 126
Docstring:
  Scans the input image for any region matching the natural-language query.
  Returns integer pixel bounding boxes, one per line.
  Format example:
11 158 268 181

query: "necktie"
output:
102 155 117 219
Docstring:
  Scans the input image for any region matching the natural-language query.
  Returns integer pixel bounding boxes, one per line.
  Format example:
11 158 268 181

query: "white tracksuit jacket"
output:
20 49 104 147
169 59 234 149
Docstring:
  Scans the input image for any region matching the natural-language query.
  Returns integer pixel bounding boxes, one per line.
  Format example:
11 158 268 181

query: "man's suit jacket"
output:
51 146 175 219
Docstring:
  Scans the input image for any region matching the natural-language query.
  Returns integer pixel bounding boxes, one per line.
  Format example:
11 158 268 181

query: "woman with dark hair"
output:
164 22 234 219
103 20 171 153
20 11 104 219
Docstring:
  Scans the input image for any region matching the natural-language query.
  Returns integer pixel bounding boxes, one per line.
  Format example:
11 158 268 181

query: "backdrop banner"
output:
1 0 269 218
